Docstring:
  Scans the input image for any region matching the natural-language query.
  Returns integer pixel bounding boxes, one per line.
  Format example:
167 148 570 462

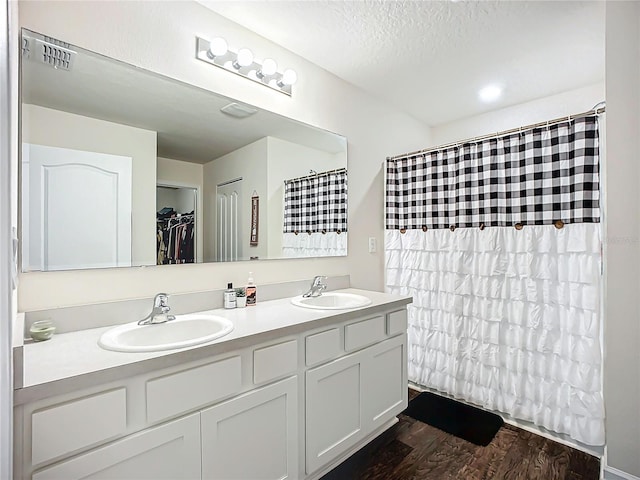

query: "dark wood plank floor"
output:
321 389 600 480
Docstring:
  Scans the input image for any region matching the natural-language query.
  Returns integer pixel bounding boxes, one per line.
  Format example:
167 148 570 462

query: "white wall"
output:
203 138 268 263
431 83 604 146
604 2 640 478
266 137 345 258
15 0 431 310
22 104 157 267
157 157 203 188
157 157 204 263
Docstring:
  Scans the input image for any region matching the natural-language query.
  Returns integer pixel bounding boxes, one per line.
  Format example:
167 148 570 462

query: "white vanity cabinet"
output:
15 302 409 480
305 325 407 475
16 344 298 480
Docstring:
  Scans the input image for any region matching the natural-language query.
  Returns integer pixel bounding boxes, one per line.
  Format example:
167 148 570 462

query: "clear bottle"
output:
224 282 236 309
246 272 257 306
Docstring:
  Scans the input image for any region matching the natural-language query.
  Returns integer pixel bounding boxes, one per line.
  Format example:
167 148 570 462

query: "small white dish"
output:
29 320 56 342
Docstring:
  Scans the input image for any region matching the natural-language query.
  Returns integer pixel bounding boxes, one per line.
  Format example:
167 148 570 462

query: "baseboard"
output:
605 466 640 480
501 416 602 458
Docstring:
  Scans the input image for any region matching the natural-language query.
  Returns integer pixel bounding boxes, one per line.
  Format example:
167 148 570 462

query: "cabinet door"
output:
363 334 408 431
305 349 365 475
32 414 200 480
305 335 407 475
201 376 298 480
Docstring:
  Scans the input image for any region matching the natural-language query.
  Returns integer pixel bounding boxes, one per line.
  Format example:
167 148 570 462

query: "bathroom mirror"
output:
20 29 348 272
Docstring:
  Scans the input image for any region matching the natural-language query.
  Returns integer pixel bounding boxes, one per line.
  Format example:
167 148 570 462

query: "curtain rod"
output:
387 104 606 162
284 167 347 184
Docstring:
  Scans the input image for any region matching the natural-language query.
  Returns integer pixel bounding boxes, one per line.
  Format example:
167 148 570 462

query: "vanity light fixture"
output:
196 36 297 96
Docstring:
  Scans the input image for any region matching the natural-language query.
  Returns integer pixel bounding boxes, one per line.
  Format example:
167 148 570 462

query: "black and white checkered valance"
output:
283 169 348 234
385 116 600 230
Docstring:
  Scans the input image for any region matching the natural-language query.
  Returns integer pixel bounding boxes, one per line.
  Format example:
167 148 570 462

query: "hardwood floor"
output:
321 390 600 480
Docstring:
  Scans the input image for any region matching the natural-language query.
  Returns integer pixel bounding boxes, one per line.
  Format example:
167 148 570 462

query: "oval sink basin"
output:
98 314 234 353
290 292 372 310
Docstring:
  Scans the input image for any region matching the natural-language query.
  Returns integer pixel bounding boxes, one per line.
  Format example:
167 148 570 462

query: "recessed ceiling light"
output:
479 85 502 103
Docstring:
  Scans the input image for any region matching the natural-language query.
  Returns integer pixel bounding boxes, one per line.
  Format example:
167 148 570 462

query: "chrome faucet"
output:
138 293 176 325
303 276 327 298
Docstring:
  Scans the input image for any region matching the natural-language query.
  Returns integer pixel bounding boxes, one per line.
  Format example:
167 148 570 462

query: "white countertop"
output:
15 289 411 405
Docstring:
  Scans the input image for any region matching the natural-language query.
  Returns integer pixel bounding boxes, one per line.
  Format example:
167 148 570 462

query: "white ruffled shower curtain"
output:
384 116 604 445
385 225 603 445
282 232 347 258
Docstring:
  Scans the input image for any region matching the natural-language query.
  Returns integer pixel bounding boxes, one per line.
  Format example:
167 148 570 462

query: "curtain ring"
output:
422 226 428 232
399 228 407 234
479 223 485 231
321 229 326 234
449 225 456 232
336 229 342 234
554 220 565 229
294 230 299 235
307 230 312 235
514 223 524 230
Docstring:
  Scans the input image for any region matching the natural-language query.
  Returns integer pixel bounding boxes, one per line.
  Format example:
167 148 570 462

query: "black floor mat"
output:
403 391 504 446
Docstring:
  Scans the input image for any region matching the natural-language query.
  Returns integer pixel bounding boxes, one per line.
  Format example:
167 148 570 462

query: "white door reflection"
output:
22 144 132 271
216 179 242 262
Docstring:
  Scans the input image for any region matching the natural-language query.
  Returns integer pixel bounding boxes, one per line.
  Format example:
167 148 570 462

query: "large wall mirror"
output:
20 29 348 272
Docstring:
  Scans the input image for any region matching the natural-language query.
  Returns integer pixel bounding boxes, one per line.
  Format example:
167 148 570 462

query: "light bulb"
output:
281 69 297 86
260 58 277 76
236 48 254 67
209 37 228 57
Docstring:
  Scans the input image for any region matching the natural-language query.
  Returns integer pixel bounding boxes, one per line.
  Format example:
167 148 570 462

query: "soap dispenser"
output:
246 272 257 306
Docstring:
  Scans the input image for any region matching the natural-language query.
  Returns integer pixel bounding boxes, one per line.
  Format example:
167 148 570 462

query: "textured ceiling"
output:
198 0 605 126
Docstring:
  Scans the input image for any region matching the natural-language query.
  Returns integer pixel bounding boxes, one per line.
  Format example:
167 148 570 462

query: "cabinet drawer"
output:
32 413 201 480
344 316 385 351
306 328 340 366
254 340 298 384
146 356 241 423
387 309 408 336
31 388 127 465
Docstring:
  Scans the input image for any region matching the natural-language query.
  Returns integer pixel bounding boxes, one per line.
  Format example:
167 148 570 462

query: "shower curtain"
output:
282 169 347 257
385 116 604 445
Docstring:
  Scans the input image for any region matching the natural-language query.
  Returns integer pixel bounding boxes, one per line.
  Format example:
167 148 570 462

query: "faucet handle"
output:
153 293 170 307
312 275 327 286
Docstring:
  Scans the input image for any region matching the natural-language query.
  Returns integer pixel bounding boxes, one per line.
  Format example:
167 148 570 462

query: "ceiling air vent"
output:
220 102 258 119
22 34 76 71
